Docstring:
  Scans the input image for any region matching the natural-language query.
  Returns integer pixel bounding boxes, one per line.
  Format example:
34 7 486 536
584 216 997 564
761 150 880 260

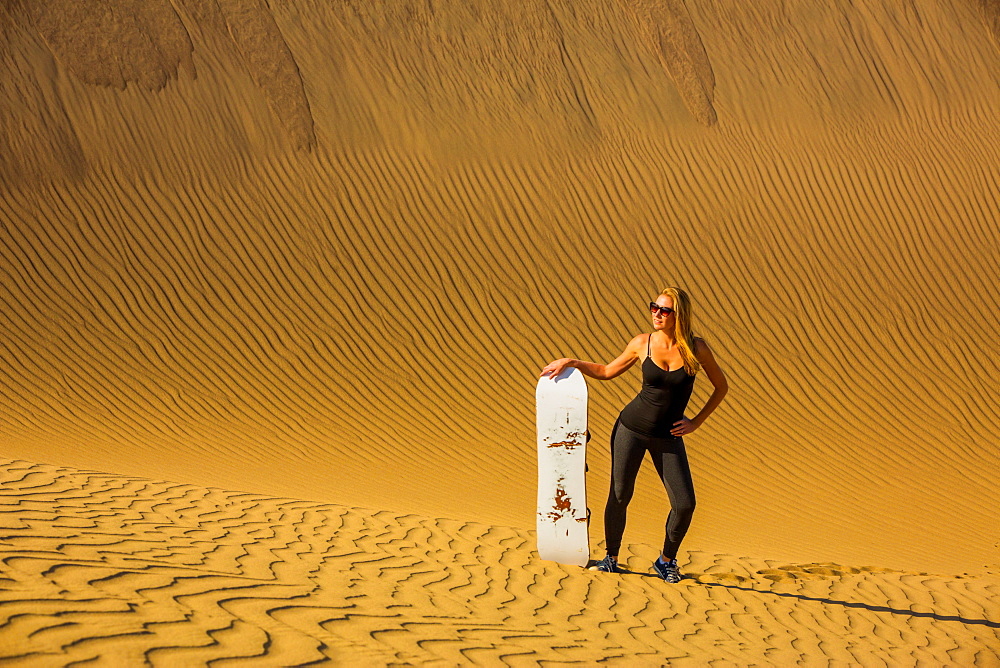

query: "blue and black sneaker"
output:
652 557 682 583
595 554 623 573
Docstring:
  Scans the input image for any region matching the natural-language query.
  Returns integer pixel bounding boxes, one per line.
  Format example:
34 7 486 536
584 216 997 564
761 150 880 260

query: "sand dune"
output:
2 0 999 662
2 458 997 665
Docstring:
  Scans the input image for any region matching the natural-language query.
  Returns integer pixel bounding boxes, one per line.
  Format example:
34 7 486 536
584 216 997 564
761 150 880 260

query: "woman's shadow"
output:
584 560 999 628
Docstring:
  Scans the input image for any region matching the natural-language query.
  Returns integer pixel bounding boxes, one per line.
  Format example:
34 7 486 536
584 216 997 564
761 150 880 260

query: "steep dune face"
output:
1 0 999 583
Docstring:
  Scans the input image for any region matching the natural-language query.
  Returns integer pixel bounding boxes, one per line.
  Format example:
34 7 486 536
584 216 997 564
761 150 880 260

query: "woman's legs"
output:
603 421 647 557
649 437 696 560
604 423 697 561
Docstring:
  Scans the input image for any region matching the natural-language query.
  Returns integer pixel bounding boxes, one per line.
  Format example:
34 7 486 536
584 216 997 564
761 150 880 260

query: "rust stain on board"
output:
547 430 585 449
553 487 572 511
544 486 574 521
547 439 582 449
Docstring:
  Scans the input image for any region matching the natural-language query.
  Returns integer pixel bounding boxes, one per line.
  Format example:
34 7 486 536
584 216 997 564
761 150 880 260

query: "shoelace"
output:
656 558 681 581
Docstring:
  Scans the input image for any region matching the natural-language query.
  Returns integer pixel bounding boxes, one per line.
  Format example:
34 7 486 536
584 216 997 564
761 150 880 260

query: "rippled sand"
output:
2 0 999 663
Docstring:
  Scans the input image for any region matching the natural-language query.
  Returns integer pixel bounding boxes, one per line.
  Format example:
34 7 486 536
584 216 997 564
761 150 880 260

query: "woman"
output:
540 287 728 582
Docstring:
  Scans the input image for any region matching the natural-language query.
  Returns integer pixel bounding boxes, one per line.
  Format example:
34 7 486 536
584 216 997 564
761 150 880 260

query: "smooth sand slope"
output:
2 0 999 663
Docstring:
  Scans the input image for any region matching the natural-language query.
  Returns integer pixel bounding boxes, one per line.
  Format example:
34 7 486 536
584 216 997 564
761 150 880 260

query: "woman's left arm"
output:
671 339 729 436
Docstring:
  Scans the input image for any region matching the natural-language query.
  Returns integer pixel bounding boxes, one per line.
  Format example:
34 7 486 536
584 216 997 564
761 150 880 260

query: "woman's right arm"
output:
541 334 644 381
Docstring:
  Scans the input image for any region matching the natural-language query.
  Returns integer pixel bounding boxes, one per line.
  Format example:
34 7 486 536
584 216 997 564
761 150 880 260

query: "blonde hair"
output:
660 287 701 375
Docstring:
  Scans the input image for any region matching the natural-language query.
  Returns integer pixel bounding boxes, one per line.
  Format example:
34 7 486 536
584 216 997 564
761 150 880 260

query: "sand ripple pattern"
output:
0 459 997 665
1 0 999 651
1 125 997 573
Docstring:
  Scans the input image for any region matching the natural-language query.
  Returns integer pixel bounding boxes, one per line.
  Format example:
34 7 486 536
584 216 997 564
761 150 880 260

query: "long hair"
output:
661 286 701 375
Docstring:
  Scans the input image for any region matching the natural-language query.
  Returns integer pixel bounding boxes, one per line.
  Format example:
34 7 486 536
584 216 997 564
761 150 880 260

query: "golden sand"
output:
2 0 999 663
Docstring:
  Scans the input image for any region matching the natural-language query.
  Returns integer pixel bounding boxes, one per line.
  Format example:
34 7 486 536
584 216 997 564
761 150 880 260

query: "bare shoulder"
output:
626 332 648 356
692 337 727 387
693 337 714 359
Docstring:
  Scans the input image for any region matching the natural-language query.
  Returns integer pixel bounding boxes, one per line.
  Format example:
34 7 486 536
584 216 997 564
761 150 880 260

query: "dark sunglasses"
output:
649 302 675 317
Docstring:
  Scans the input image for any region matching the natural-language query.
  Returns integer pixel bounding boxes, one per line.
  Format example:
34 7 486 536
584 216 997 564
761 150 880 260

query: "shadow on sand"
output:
585 561 999 629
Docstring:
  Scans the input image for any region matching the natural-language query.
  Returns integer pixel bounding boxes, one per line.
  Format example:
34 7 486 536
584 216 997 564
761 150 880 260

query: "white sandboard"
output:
536 367 589 566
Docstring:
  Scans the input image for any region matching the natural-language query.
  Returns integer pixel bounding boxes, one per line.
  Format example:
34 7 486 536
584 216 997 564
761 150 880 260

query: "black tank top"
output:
618 334 696 438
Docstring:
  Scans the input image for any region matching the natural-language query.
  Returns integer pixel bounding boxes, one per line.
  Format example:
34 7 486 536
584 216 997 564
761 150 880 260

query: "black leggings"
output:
604 420 696 559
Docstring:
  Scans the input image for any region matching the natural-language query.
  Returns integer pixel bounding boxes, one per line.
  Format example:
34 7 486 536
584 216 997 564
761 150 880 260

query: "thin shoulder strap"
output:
646 333 652 358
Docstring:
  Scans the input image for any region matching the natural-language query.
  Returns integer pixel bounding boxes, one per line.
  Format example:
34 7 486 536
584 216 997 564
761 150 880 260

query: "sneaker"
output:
652 557 682 583
595 555 623 573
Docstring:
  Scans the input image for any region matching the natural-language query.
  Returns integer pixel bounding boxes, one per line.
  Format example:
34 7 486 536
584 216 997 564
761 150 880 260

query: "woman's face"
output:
651 295 676 330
